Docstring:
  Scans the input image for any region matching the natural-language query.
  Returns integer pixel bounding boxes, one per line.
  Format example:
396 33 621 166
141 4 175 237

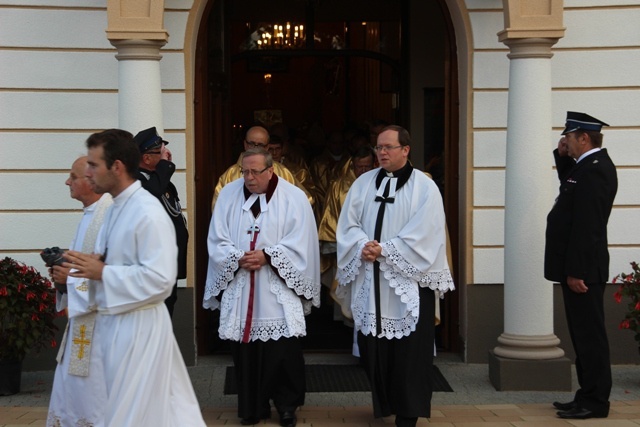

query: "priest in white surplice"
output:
61 129 205 427
204 148 320 427
47 156 112 427
336 125 455 427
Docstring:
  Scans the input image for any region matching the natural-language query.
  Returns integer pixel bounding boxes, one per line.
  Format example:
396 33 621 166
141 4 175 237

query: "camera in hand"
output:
40 246 67 267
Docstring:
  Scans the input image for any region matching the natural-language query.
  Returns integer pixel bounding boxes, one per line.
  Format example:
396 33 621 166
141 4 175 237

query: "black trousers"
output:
561 282 612 414
358 286 435 419
230 337 305 420
164 282 178 317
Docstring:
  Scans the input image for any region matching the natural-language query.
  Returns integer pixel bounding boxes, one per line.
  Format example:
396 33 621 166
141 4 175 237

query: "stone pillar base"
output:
488 350 571 391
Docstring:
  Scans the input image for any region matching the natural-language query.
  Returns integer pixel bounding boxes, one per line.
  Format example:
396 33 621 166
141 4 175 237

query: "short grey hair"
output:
241 148 273 167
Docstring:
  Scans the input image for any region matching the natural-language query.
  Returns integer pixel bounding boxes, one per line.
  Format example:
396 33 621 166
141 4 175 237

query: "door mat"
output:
224 364 453 394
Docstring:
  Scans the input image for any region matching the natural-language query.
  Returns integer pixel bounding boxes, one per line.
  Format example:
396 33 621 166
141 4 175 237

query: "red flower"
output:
0 257 58 361
620 319 631 329
613 262 640 341
614 291 622 304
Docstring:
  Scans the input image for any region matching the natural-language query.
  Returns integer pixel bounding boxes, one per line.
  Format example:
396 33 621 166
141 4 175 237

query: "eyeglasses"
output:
354 164 373 173
374 145 404 153
145 151 162 155
241 166 270 177
245 140 269 149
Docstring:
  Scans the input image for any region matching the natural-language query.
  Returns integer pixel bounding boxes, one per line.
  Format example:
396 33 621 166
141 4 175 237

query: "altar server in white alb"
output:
47 156 112 427
61 129 206 427
204 148 321 427
336 125 455 427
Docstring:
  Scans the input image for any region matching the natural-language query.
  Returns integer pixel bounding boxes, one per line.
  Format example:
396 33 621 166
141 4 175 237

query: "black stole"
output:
372 162 413 336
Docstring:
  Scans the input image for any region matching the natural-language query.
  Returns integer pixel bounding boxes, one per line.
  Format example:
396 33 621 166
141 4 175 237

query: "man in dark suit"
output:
134 127 189 317
545 111 617 420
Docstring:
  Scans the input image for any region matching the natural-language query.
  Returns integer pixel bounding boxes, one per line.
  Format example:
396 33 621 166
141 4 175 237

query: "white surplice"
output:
204 177 321 342
335 168 455 340
49 181 205 427
48 194 111 427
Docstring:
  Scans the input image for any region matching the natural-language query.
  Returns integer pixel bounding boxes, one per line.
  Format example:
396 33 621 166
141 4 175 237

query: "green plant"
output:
613 261 640 343
0 257 60 361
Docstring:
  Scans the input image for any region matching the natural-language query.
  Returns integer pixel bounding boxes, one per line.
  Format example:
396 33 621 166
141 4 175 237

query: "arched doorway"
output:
193 0 460 354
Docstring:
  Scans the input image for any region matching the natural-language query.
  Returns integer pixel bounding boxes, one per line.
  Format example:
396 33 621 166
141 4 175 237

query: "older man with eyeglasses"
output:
205 148 320 427
211 125 313 210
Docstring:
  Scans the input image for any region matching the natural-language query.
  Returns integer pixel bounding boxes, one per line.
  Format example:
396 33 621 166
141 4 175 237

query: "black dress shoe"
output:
240 410 271 425
557 406 608 419
552 400 577 411
279 411 297 427
395 415 418 427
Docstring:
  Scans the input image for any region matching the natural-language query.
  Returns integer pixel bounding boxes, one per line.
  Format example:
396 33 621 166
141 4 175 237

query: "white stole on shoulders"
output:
56 194 112 376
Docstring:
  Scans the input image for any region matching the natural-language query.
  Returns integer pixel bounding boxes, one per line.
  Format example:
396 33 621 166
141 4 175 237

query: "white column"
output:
110 40 166 134
494 38 564 360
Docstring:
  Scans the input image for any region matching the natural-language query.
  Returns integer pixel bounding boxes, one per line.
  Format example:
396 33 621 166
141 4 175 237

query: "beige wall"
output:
2 1 640 360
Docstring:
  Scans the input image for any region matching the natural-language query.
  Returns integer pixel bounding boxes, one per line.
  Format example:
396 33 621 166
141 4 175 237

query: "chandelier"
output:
246 23 305 50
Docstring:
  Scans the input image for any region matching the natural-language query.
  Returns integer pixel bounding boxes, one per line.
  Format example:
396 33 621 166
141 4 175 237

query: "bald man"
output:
211 125 313 210
47 156 113 426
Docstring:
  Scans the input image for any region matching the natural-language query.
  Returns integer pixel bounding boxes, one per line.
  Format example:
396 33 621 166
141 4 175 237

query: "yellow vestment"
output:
211 156 314 209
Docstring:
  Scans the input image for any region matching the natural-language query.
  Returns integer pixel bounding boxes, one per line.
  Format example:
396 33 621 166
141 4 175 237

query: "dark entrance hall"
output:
193 0 460 355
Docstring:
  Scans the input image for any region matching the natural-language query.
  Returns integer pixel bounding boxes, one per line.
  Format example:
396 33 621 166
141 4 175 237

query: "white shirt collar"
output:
577 147 601 163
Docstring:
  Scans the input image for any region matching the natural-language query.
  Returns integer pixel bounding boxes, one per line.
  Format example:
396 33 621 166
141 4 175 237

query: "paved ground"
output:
2 353 640 426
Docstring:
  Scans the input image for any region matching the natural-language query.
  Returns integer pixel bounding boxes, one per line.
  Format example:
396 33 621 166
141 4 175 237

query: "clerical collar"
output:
375 161 413 190
83 199 99 214
243 173 279 203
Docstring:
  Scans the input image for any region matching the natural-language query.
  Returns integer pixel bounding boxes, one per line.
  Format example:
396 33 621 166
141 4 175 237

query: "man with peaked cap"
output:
134 126 189 317
545 111 617 420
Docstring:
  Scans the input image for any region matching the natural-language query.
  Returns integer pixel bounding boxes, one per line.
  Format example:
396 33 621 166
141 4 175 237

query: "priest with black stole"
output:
336 125 455 427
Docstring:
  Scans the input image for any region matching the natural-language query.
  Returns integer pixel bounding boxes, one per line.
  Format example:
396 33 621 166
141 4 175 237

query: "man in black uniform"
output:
545 111 617 420
134 127 189 317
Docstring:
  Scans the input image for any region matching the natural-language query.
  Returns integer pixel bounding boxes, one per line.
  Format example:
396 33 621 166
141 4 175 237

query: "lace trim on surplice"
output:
203 248 243 309
47 412 94 427
264 245 320 310
336 240 367 286
354 262 420 339
218 272 306 341
381 240 455 293
269 271 307 336
358 312 418 339
224 317 295 342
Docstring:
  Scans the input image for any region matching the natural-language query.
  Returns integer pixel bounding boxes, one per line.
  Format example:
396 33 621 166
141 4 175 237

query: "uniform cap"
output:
133 127 169 152
561 111 609 135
